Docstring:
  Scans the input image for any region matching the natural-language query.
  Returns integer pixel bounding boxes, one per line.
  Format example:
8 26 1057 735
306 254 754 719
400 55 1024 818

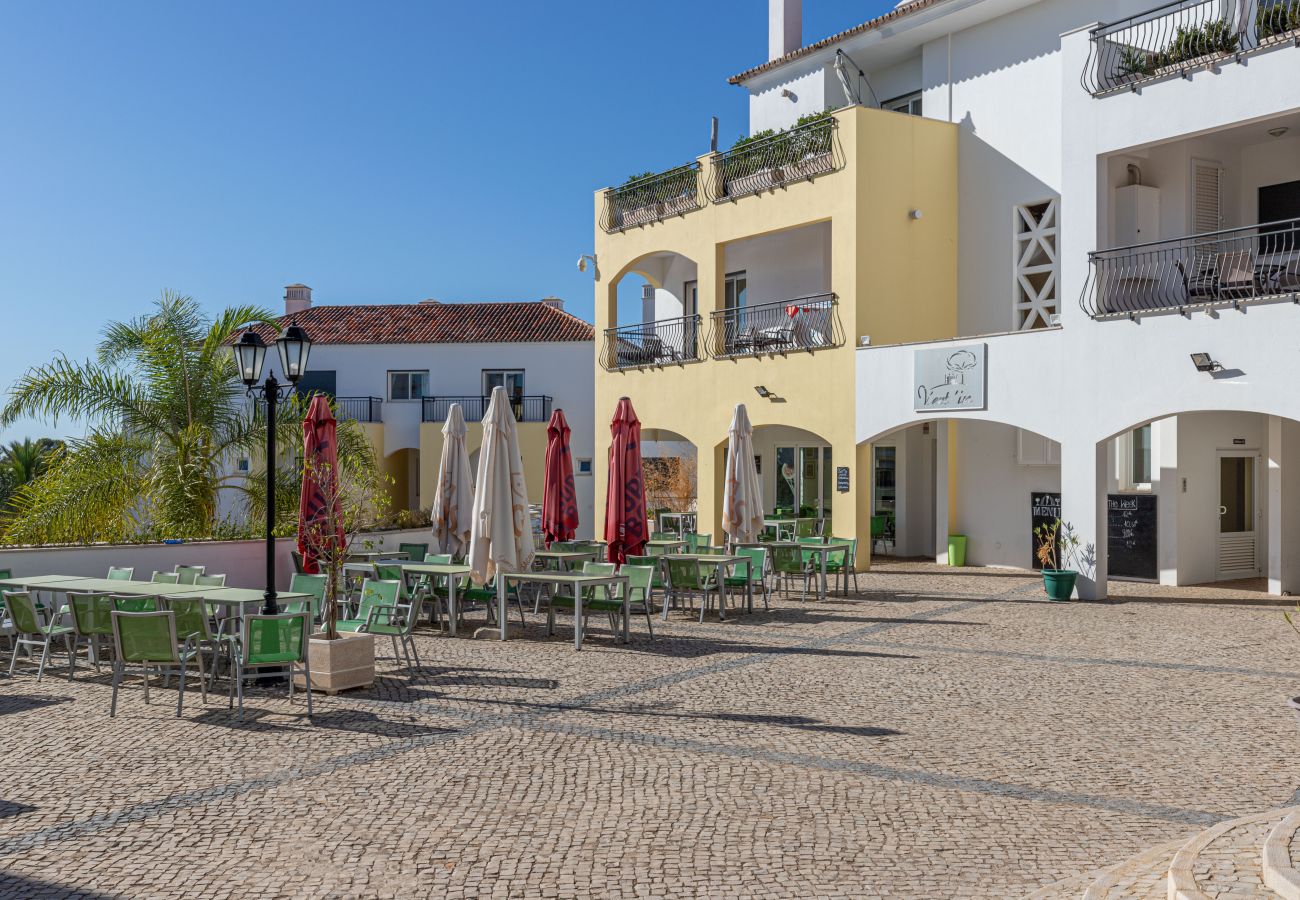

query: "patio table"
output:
672 554 749 617
345 550 409 562
534 550 598 570
645 539 687 554
396 562 472 635
762 518 797 541
496 571 629 649
738 541 853 600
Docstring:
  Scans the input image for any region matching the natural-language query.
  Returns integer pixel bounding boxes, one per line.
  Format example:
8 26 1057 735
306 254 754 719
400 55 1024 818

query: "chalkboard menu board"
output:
1030 491 1061 570
1108 494 1157 581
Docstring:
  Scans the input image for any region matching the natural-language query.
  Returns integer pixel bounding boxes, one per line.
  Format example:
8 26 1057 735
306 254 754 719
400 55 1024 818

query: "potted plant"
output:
295 459 390 694
1034 518 1082 601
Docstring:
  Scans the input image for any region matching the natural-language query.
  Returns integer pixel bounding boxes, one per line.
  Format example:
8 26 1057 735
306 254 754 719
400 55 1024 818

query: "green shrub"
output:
1258 0 1300 39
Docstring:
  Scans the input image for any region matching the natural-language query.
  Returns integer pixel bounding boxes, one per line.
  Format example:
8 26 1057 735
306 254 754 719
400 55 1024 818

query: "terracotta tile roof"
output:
729 0 943 84
252 300 593 346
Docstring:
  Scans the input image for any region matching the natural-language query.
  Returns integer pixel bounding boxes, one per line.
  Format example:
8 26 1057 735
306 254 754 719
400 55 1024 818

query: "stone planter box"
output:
295 631 375 695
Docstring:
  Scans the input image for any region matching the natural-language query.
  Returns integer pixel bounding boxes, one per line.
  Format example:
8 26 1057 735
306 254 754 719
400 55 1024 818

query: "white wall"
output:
724 221 832 304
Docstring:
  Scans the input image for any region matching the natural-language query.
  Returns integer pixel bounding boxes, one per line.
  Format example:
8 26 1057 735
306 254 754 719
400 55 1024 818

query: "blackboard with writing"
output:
1030 491 1061 570
1108 494 1157 581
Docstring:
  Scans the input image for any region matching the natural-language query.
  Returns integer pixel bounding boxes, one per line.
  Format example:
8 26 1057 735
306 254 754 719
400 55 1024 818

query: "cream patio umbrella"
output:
722 403 764 547
430 403 475 558
467 386 536 638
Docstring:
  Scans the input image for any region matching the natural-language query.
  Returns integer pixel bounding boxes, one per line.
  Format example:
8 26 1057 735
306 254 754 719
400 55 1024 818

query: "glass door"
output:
775 447 797 514
1217 453 1258 579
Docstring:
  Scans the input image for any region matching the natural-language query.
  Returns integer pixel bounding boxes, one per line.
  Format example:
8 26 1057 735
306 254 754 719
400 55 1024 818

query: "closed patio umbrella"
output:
541 408 579 547
431 403 475 558
722 403 764 547
297 394 343 574
468 386 536 589
604 396 648 564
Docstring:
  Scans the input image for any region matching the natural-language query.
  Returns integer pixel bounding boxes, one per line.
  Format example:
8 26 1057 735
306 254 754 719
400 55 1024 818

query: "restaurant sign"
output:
914 343 986 412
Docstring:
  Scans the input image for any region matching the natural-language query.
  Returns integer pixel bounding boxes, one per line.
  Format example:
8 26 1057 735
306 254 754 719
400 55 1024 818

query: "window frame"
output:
882 91 922 116
1117 424 1153 492
482 369 526 398
387 370 429 402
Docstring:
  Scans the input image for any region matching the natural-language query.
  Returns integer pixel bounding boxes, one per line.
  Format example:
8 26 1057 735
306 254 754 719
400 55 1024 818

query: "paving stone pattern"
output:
0 561 1298 898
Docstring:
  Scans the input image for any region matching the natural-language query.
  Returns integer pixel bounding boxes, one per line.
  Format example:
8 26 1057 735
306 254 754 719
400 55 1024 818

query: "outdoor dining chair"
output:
825 539 859 595
663 557 722 623
4 590 75 681
397 542 429 561
163 596 228 690
285 574 327 625
684 533 712 553
194 573 226 587
545 562 626 643
794 518 817 539
724 547 769 611
870 515 892 556
67 590 116 675
336 579 401 634
109 610 206 717
106 566 134 581
150 571 180 585
113 596 160 613
173 565 206 585
291 551 306 575
619 564 657 638
770 544 813 602
228 611 311 721
361 588 421 672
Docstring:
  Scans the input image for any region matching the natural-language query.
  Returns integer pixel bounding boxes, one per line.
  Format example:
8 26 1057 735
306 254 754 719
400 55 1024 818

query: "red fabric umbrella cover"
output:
604 397 648 564
297 394 344 574
541 408 579 547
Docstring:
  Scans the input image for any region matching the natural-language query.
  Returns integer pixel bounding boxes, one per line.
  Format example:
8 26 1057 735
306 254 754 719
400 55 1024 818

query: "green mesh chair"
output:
67 590 116 674
684 533 713 553
724 547 769 611
5 590 75 681
163 596 228 690
650 531 674 542
870 515 891 556
337 579 400 633
285 574 327 624
228 612 311 721
107 566 134 581
818 518 832 540
194 573 226 587
424 553 453 564
663 557 721 623
113 595 160 613
545 562 624 644
626 555 665 592
825 539 859 595
794 518 817 539
290 550 306 575
150 571 180 585
412 554 453 624
361 587 421 672
173 565 205 585
397 542 429 561
0 568 11 582
109 610 206 717
619 564 656 638
770 544 812 601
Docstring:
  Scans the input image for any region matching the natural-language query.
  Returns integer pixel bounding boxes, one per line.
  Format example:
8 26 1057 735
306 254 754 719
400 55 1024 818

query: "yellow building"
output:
592 105 958 564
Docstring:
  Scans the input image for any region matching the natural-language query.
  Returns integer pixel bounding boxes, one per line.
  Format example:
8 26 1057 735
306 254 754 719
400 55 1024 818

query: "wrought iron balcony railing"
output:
600 163 702 233
1084 0 1300 96
1081 217 1300 318
421 395 553 423
600 315 703 371
707 116 843 203
706 294 844 359
334 396 383 423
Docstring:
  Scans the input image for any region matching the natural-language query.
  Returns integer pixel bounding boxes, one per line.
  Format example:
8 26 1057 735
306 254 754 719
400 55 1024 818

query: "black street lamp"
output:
232 320 312 615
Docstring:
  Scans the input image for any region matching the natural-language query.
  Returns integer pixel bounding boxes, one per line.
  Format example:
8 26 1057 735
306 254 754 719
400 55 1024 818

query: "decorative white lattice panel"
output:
1013 199 1059 330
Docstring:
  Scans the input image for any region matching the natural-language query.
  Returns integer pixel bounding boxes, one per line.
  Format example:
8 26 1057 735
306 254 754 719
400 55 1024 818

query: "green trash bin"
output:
947 535 967 567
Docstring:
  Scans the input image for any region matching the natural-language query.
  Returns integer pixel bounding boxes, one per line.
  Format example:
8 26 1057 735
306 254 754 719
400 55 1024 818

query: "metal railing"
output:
1081 216 1300 318
600 163 702 233
706 294 844 359
333 396 383 423
600 315 702 371
421 395 553 423
1084 0 1300 95
707 116 843 203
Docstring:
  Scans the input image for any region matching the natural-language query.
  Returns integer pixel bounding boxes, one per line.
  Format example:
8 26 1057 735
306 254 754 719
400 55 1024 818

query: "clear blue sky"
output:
0 1 893 442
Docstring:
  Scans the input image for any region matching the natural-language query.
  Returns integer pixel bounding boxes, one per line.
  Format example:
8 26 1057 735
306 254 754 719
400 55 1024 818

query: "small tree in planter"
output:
1034 518 1083 601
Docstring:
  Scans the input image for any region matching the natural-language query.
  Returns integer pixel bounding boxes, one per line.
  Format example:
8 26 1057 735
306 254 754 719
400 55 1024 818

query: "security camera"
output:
577 256 587 273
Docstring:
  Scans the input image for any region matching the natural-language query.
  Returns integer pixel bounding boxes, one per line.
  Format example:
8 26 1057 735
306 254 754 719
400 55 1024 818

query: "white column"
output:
1267 416 1300 595
1061 439 1108 600
934 421 950 565
1155 418 1179 586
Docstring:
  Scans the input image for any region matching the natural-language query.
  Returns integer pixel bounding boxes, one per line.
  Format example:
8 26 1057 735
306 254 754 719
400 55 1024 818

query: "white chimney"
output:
768 0 802 61
284 283 312 316
541 297 565 311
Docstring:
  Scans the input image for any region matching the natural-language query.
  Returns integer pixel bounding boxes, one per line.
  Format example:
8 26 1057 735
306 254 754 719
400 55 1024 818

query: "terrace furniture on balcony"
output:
601 315 702 371
708 294 843 360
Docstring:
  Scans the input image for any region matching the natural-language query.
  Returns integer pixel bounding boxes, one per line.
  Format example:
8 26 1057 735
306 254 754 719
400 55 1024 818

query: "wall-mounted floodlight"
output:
754 385 772 398
1190 352 1222 373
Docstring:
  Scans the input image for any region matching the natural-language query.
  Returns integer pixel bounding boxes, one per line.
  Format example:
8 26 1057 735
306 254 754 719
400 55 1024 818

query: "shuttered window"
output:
1192 159 1223 236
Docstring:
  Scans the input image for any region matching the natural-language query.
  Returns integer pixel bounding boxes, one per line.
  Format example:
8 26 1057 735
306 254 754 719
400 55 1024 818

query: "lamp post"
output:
232 320 312 615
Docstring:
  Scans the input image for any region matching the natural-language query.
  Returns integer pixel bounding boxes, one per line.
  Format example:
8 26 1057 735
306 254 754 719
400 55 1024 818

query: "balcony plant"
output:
610 165 698 229
1034 518 1082 601
723 110 836 196
1258 0 1300 41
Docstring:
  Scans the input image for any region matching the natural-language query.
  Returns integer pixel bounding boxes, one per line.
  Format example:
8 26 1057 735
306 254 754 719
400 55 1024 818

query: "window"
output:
683 280 698 317
883 91 922 116
237 457 250 473
1013 199 1059 330
483 369 525 398
873 446 896 515
1119 425 1152 490
294 370 336 399
576 458 593 476
389 371 428 401
724 271 747 310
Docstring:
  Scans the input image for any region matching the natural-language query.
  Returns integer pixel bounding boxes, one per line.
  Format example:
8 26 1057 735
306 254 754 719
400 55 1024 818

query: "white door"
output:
1217 452 1260 580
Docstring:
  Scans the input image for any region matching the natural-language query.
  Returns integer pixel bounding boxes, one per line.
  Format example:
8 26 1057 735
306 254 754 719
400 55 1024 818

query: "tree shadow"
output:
0 800 36 820
191 706 457 738
0 694 74 716
0 872 118 899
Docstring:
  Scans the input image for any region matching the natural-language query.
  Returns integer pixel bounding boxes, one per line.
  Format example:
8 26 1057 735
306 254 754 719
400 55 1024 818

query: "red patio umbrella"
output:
541 408 579 547
297 394 344 574
604 397 648 564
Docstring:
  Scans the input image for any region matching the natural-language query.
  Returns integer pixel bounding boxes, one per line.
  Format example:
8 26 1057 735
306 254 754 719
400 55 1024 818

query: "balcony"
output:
600 315 702 372
333 396 383 423
1082 217 1300 318
1084 0 1300 96
707 115 843 203
421 395 553 423
706 294 844 359
600 164 702 234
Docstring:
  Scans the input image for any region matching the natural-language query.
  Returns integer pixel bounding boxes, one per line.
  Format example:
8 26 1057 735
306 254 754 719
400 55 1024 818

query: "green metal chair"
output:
67 590 116 674
285 574 327 624
626 555 665 592
724 547 769 611
150 571 180 585
228 612 312 721
825 539 859 595
163 596 228 690
194 573 226 587
423 553 453 564
0 568 11 581
545 562 623 643
109 610 206 717
685 532 713 553
414 554 453 625
770 544 812 601
107 566 134 581
397 542 429 561
794 518 817 539
5 590 75 681
173 565 205 585
336 579 400 633
361 587 422 672
113 595 159 613
290 550 306 575
619 564 656 638
870 515 890 555
797 536 826 545
663 557 721 623
818 518 832 540
650 531 673 542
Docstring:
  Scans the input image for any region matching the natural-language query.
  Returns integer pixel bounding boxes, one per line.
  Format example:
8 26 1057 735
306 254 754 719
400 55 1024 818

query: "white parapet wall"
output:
0 528 435 591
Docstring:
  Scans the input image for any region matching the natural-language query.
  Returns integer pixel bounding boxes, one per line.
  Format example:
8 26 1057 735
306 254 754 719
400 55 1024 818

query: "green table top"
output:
200 587 311 606
535 550 598 560
0 575 88 588
646 540 687 547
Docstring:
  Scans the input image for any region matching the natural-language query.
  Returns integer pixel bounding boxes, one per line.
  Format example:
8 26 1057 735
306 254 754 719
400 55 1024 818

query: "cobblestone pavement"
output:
1 561 1298 899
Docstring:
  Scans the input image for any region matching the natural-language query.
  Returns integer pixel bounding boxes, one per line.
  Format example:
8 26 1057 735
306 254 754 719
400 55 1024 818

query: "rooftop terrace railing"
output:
600 164 703 233
707 116 842 203
600 315 702 371
1081 216 1300 318
706 294 843 359
333 396 384 423
1084 0 1300 95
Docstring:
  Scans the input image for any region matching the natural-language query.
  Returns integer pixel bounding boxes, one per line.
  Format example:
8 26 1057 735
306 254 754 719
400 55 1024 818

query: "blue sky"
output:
0 1 893 442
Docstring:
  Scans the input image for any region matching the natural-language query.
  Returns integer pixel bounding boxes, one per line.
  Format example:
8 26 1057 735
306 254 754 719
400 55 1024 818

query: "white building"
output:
734 0 1300 597
231 285 596 537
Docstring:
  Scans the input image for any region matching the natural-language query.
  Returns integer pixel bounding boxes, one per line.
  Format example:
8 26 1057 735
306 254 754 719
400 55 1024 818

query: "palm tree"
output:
0 437 63 510
0 291 378 544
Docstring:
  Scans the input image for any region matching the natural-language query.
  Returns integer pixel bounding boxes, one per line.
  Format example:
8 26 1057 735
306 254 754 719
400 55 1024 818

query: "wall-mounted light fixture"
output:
1190 352 1222 373
1268 126 1290 138
577 253 598 275
754 385 772 398
909 209 923 220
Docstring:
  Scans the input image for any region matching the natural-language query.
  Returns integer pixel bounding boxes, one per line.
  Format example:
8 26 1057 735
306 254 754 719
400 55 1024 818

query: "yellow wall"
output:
418 422 552 509
591 106 959 567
